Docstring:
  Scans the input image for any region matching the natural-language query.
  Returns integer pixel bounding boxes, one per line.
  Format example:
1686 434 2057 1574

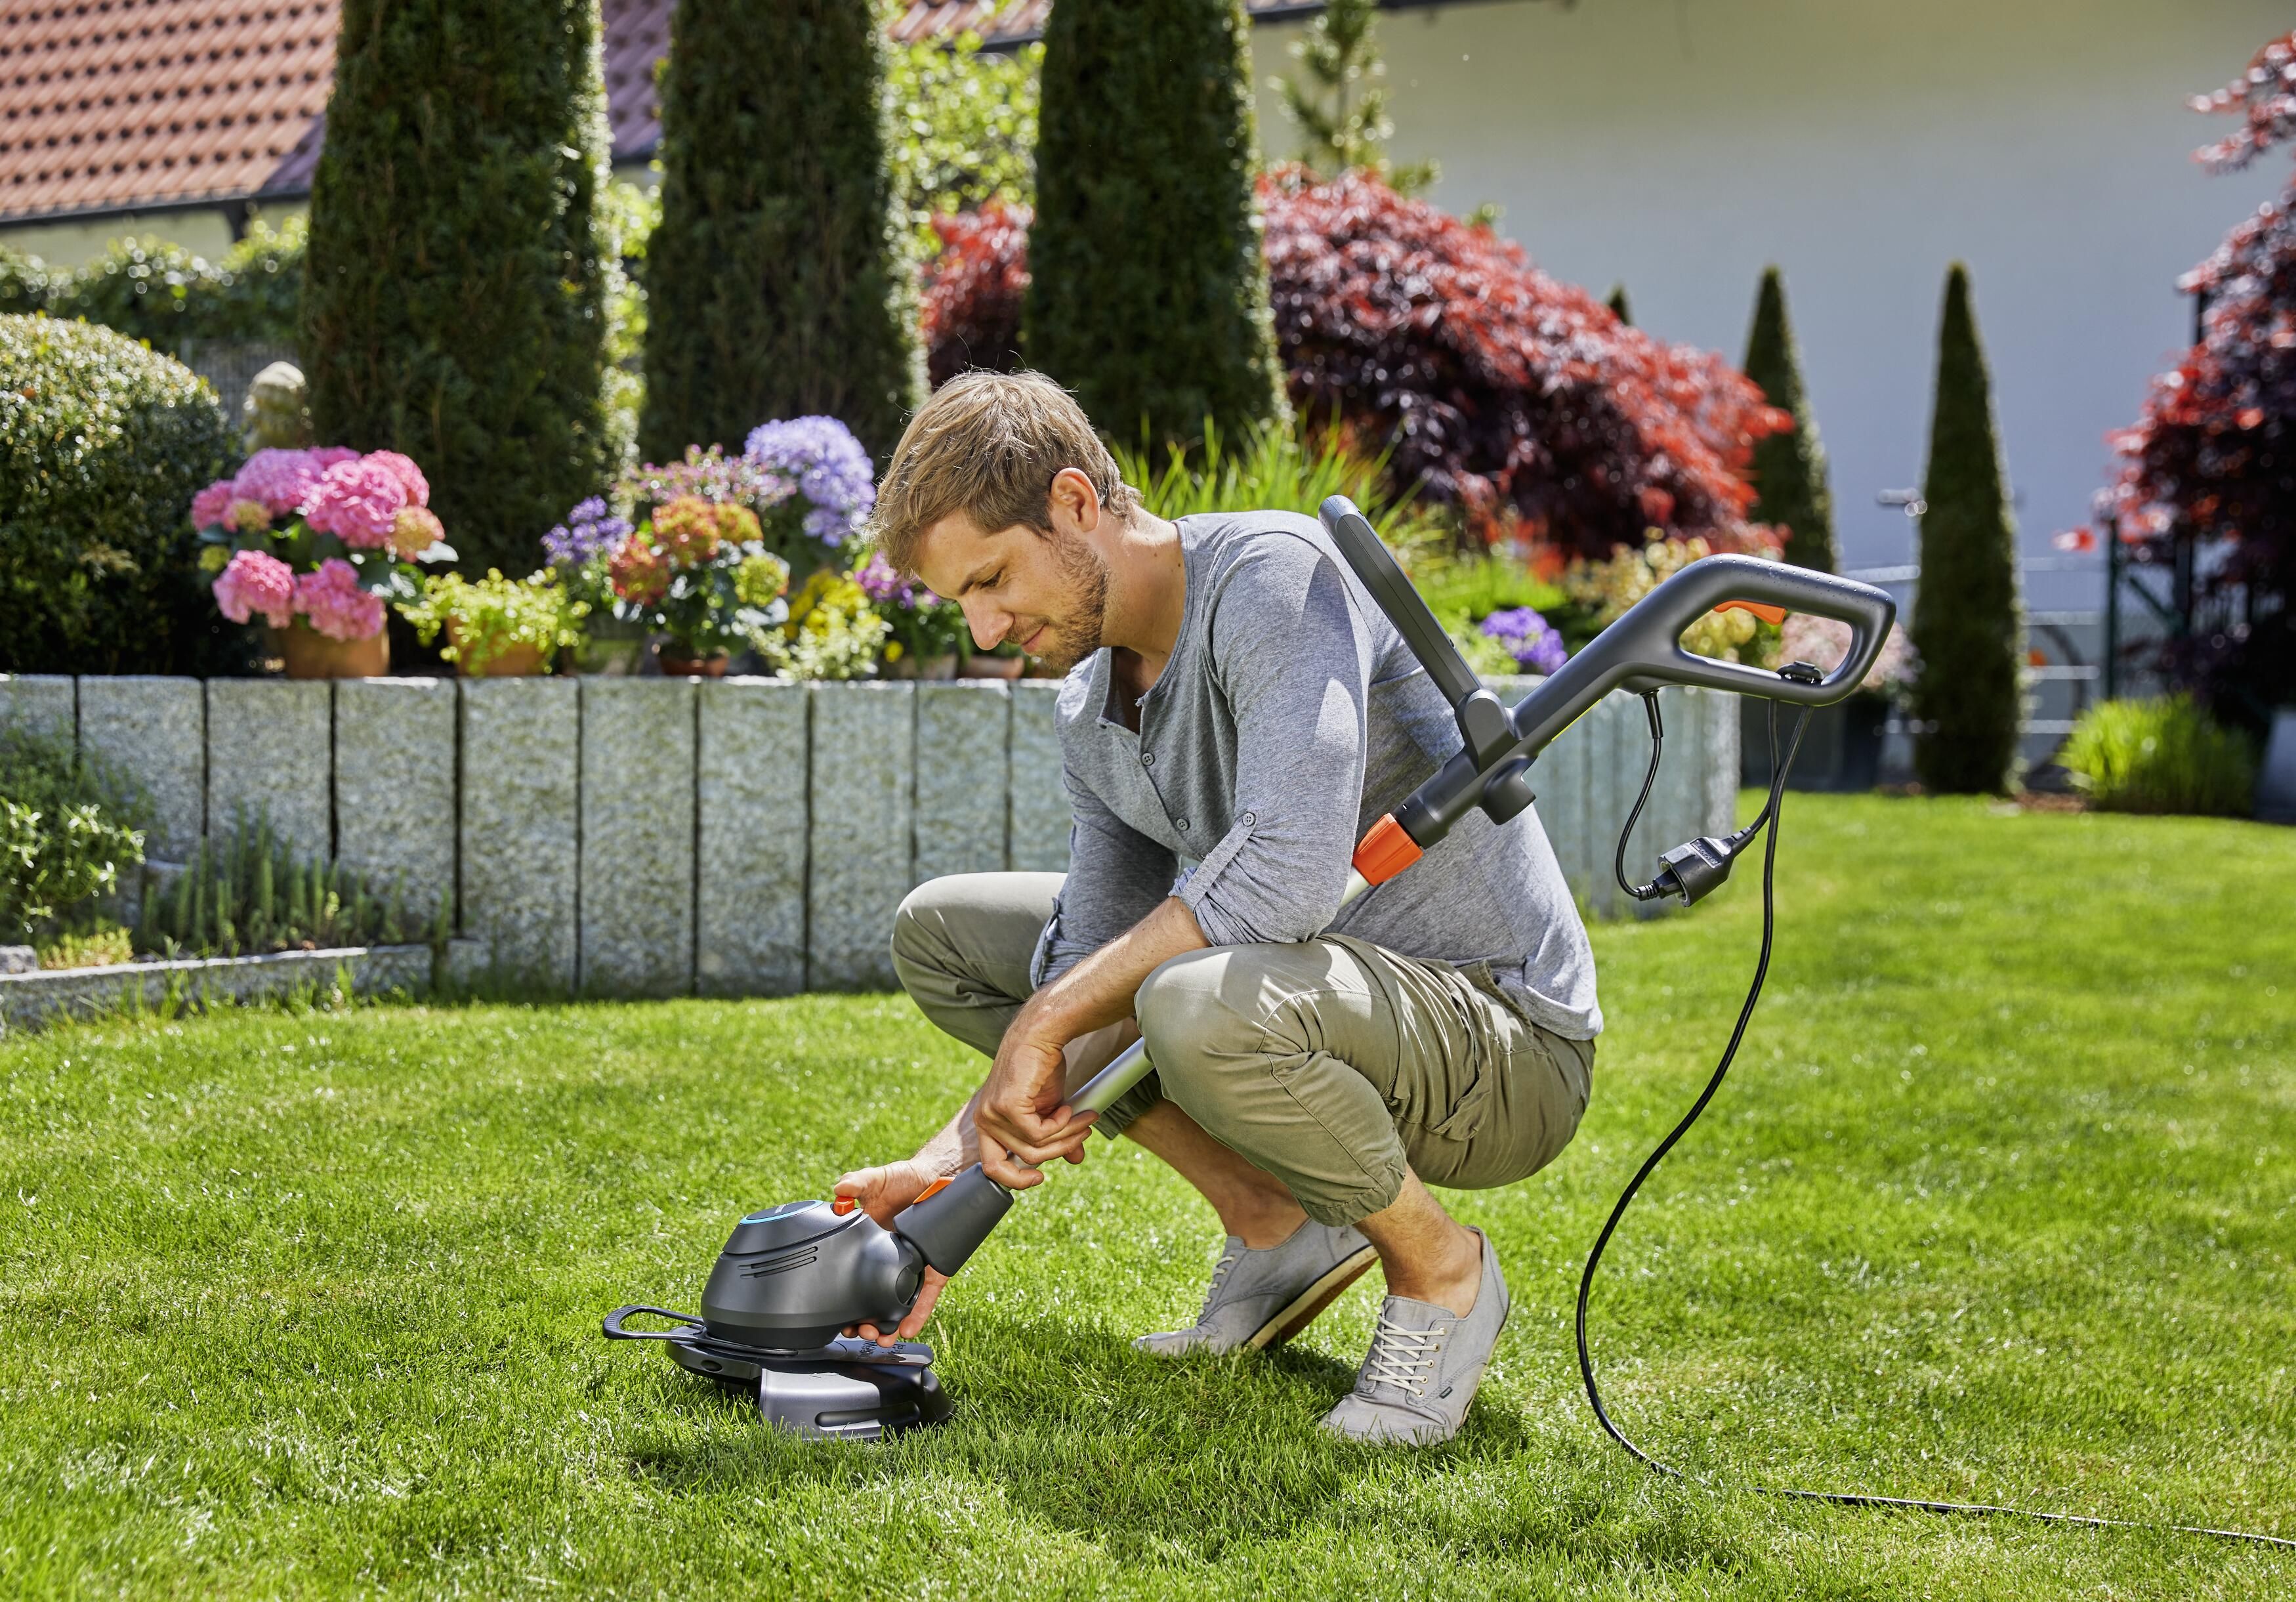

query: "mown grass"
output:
1 793 2290 1597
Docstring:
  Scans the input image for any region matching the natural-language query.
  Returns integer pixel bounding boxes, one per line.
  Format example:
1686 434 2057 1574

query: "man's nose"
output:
961 597 1012 651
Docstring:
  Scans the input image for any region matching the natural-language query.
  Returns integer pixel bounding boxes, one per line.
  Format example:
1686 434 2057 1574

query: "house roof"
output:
0 0 1327 229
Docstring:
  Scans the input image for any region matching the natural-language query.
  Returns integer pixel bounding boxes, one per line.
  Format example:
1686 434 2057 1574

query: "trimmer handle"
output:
1317 496 1897 875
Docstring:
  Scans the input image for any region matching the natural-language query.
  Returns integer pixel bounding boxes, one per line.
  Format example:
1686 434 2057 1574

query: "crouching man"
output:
834 372 1600 1444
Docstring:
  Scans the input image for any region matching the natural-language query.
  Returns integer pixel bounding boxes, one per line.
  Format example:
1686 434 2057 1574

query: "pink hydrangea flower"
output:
190 478 237 530
212 549 296 627
303 459 409 549
309 446 361 469
232 448 324 516
293 559 386 641
390 505 445 559
364 450 430 509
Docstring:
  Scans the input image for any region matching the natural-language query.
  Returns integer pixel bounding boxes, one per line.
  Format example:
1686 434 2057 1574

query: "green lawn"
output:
2 794 2291 1597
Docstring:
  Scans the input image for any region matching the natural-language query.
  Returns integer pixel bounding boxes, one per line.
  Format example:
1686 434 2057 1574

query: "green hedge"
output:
303 0 613 576
1026 0 1285 446
0 314 240 673
1 226 304 356
643 0 922 461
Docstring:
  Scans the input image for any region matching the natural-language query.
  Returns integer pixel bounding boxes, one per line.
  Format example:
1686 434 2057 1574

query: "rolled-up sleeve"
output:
1176 543 1371 948
1032 776 1179 988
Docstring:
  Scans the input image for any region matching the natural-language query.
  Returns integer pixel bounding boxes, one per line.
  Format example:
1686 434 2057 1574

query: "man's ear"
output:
1047 467 1104 536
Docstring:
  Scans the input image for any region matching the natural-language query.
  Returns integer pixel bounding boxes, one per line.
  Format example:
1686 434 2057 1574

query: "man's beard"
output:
1030 527 1110 675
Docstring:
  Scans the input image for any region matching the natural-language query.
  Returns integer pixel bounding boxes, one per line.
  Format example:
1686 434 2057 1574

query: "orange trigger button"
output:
831 1196 858 1215
1715 600 1789 625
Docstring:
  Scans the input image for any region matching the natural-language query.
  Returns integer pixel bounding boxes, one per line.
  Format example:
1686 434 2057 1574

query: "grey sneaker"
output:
1320 1227 1510 1444
1135 1219 1378 1357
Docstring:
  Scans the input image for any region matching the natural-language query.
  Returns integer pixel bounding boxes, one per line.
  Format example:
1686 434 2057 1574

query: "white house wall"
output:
1253 0 2292 610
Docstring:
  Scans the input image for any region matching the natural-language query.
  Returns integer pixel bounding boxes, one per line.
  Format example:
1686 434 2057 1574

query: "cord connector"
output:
1651 835 1735 906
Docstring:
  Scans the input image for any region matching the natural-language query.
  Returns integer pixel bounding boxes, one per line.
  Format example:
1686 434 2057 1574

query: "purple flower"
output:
856 551 936 610
232 448 324 517
544 495 635 566
1480 606 1568 674
744 415 875 547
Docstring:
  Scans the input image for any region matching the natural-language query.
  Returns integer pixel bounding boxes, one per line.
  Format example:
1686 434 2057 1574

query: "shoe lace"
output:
1196 1248 1240 1322
1360 1313 1450 1399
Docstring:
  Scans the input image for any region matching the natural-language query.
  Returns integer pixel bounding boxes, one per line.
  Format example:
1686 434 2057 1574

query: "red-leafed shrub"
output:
919 173 1784 560
1261 167 1784 560
2101 32 2296 727
921 203 1032 389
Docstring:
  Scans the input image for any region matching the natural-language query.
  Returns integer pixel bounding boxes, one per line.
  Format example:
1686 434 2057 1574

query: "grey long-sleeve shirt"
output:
1030 510 1602 1040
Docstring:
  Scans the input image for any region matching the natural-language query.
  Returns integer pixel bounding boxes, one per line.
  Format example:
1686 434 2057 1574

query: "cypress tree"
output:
303 0 612 574
1742 266 1838 573
1028 0 1286 448
1912 264 2024 794
1606 284 1632 325
642 0 922 462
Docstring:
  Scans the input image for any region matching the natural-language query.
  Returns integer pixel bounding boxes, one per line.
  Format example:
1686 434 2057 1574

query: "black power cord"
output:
1578 699 2296 1554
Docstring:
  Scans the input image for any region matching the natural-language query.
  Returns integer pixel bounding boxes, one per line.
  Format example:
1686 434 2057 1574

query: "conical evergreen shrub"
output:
1742 266 1838 574
1912 264 2024 794
303 0 613 574
642 0 923 461
1027 0 1286 446
1606 284 1632 325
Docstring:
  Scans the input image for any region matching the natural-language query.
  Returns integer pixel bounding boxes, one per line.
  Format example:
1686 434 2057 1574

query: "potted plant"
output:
398 570 587 677
858 553 967 677
761 568 891 680
193 448 454 678
547 415 879 676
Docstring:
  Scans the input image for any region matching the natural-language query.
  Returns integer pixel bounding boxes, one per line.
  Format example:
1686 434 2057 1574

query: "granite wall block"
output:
808 683 914 990
459 678 579 990
0 675 74 741
77 677 203 861
580 677 697 998
334 679 457 935
696 679 808 997
915 682 1009 883
1007 680 1070 872
206 679 331 859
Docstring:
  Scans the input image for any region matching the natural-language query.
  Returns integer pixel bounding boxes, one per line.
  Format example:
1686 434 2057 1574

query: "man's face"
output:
910 488 1111 676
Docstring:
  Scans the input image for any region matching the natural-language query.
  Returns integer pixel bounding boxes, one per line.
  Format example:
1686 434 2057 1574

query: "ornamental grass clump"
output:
2060 696 2257 816
138 807 449 959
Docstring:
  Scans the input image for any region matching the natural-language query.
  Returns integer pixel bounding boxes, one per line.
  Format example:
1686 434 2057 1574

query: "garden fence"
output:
0 675 1737 998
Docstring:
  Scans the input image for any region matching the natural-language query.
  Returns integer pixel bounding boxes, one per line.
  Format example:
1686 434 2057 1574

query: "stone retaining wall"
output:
0 944 433 1032
0 673 1738 998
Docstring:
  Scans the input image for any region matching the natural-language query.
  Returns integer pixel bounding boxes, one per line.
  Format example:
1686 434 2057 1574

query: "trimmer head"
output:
604 1305 951 1441
604 1174 1011 1442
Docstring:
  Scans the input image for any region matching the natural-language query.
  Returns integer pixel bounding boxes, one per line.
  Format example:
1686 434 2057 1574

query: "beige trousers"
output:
890 872 1595 1227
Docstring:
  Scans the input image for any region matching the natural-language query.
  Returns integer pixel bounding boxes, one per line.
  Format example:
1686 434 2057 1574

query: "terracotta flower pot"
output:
960 654 1027 682
446 620 547 677
659 650 730 678
270 620 388 680
888 652 959 681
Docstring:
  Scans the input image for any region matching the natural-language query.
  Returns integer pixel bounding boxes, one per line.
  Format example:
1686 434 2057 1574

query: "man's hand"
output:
831 1159 950 1347
973 1013 1096 1189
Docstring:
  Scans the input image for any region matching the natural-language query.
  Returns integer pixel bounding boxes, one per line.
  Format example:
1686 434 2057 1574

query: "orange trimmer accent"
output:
913 1176 953 1204
1352 813 1423 885
831 1196 857 1215
1715 599 1789 625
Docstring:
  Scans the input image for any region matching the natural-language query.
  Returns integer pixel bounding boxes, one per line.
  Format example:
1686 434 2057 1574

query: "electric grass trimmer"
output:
603 497 1895 1443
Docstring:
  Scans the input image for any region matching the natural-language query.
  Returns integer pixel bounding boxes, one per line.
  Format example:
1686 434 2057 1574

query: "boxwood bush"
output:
0 314 240 673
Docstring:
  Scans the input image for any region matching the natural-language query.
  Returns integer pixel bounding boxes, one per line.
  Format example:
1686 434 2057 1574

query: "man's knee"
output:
1135 947 1281 1095
889 877 969 994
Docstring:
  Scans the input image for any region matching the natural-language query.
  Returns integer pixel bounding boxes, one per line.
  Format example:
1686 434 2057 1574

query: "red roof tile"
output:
1 0 1320 226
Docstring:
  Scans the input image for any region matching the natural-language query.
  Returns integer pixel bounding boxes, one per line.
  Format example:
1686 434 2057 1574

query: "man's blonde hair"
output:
870 370 1136 574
